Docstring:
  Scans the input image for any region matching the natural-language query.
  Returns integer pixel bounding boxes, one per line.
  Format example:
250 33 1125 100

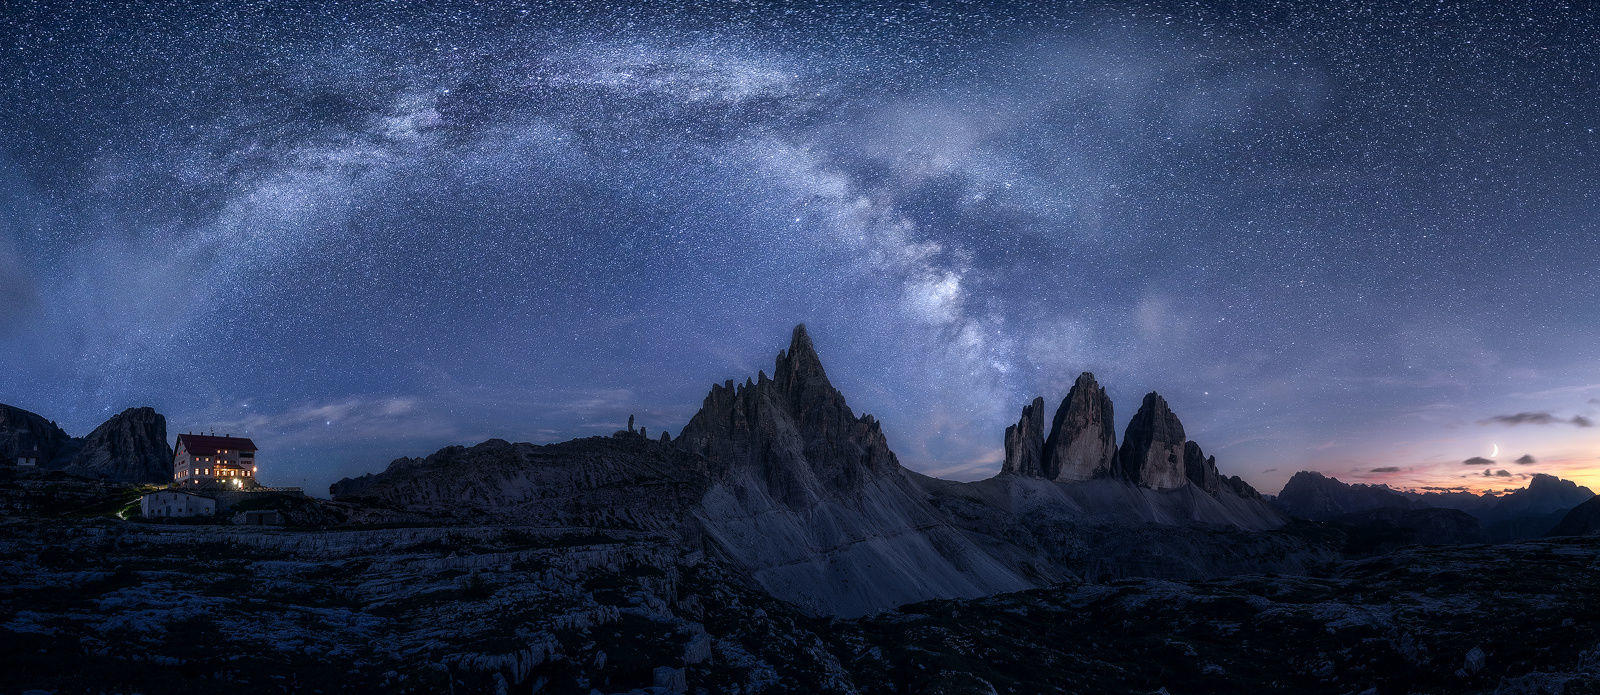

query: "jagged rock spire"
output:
675 324 900 507
1116 392 1188 489
1001 397 1046 477
775 323 831 394
1042 372 1117 481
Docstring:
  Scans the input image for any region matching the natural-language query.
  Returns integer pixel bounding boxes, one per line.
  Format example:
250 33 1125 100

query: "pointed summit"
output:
1116 392 1188 489
1042 372 1118 481
790 322 814 351
775 323 829 391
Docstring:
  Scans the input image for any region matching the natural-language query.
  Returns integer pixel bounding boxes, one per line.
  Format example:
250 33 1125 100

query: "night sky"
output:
3 1 1597 496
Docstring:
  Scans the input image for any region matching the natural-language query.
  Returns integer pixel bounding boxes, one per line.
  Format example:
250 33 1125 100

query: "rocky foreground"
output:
4 500 1600 694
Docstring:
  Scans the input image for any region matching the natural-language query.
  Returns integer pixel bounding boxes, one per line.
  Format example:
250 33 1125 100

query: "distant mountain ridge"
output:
1274 470 1593 540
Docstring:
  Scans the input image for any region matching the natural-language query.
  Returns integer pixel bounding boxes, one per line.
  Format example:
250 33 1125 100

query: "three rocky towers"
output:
1002 372 1258 497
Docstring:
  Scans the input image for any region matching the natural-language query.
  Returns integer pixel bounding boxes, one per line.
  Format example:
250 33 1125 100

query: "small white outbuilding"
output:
141 491 216 518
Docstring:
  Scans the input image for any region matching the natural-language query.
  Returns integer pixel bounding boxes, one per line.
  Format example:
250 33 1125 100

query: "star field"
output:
2 1 1598 495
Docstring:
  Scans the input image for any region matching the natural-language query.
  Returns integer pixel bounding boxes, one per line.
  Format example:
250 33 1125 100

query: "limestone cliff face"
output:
1041 372 1117 482
63 407 173 484
1183 441 1222 494
1116 393 1188 489
0 403 76 465
1001 397 1046 477
1 403 172 483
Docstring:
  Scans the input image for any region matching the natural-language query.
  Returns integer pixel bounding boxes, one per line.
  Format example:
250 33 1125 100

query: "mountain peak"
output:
676 324 898 505
790 322 813 349
1527 472 1572 492
1041 372 1117 481
1287 470 1335 485
1515 473 1593 508
1116 392 1188 489
776 323 830 391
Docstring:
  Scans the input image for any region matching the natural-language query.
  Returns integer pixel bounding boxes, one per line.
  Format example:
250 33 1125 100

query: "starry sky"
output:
3 1 1598 496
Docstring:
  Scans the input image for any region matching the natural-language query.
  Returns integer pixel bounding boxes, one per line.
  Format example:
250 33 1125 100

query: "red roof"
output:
177 434 258 456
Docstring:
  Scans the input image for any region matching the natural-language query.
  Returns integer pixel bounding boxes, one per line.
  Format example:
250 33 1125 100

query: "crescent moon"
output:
1490 443 1499 458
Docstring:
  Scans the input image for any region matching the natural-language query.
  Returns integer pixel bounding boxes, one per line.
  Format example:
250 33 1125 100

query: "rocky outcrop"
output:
1001 378 1259 501
1115 393 1188 489
0 403 76 466
1000 397 1045 477
1547 495 1600 537
331 435 714 530
1041 372 1117 481
62 407 173 484
1183 441 1221 494
1221 475 1261 499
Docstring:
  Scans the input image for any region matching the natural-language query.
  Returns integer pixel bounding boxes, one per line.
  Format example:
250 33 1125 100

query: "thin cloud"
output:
1464 456 1495 466
1480 412 1592 427
1515 454 1537 465
1485 469 1512 477
1370 466 1401 473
